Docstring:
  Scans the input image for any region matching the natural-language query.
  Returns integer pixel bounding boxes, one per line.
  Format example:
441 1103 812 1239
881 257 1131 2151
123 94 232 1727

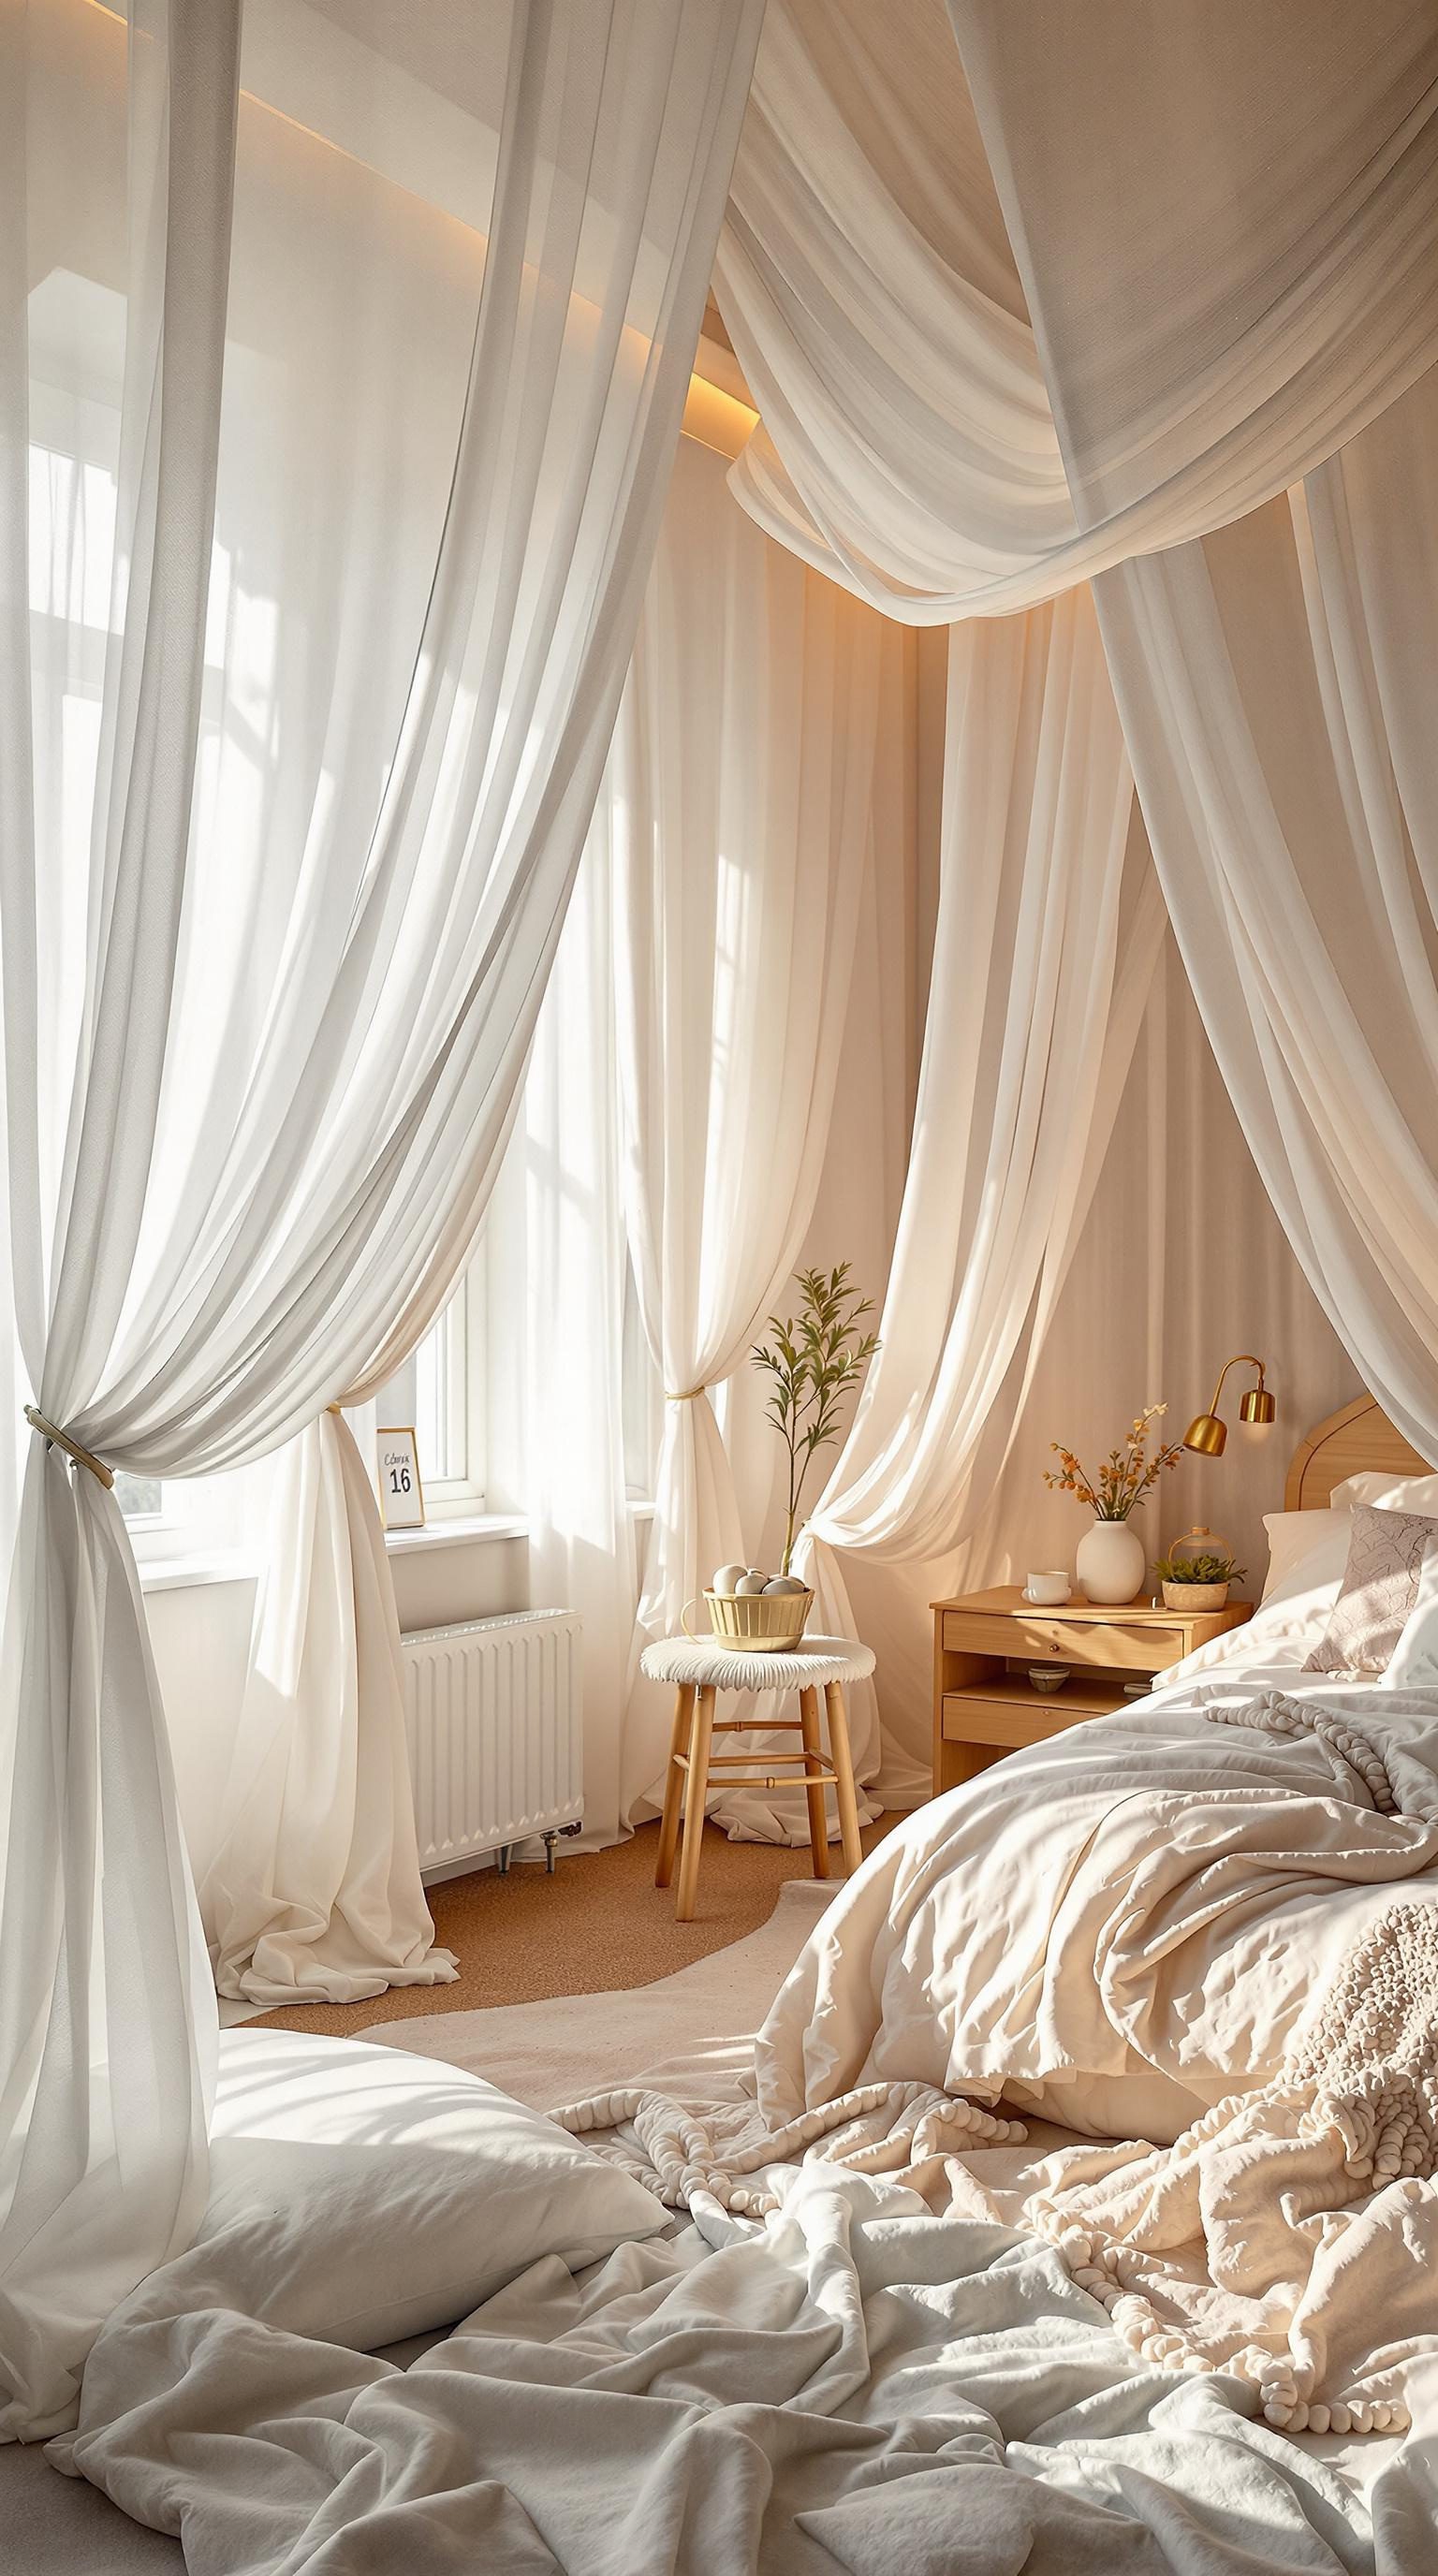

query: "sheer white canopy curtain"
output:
946 0 1438 1459
712 0 1438 1657
1096 368 1438 1463
0 0 761 2436
609 434 902 1835
797 593 1160 1735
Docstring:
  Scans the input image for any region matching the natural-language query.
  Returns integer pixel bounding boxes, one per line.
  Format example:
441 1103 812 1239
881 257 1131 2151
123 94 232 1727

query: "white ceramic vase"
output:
1076 1515 1146 1605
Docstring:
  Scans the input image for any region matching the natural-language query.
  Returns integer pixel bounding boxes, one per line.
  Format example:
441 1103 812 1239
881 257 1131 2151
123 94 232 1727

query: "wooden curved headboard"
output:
1284 1395 1430 1510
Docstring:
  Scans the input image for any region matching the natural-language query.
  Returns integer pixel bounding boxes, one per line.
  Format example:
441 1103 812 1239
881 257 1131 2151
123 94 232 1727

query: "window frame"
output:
373 1254 489 1520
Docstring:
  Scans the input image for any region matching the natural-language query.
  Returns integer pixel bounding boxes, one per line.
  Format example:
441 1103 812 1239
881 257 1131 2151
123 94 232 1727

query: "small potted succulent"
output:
1152 1529 1246 1613
705 1265 879 1650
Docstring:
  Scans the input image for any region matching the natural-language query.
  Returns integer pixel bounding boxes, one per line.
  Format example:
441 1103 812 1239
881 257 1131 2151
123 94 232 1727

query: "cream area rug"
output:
365 1877 834 2109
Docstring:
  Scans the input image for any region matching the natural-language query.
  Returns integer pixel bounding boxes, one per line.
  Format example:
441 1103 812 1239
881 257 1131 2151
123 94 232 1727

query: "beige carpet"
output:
370 1875 836 2109
252 1814 894 2040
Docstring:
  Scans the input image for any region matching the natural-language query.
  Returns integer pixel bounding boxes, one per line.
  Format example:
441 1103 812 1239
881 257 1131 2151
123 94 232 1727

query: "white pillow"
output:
1384 1539 1438 1690
1260 1506 1351 1602
1166 1508 1353 1685
113 2028 665 2353
1333 1467 1438 1516
1243 1507 1356 1656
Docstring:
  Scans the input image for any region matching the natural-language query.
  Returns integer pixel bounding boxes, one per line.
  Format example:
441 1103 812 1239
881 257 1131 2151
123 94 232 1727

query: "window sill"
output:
137 1517 530 1594
384 1512 527 1557
139 1549 258 1595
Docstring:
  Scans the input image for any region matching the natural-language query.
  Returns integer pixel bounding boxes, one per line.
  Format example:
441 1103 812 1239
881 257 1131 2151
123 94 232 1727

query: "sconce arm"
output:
1206 1354 1267 1415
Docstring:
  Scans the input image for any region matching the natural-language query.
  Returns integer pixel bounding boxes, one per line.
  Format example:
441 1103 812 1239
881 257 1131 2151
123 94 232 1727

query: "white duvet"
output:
754 1659 1438 2142
50 1659 1438 2571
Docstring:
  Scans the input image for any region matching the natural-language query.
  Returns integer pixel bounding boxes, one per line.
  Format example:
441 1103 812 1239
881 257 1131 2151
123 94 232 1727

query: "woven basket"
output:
697 1588 814 1652
1160 1524 1235 1614
1160 1578 1230 1611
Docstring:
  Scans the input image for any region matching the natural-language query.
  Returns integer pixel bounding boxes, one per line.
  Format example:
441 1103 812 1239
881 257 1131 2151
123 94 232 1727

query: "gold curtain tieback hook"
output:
24 1405 116 1490
665 1385 707 1403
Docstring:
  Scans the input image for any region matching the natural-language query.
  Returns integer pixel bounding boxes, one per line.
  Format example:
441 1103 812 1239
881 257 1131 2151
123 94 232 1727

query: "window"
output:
112 1254 491 1559
372 1255 488 1516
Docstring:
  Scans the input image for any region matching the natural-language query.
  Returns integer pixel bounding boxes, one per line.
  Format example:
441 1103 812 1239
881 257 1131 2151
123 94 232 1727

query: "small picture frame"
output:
376 1426 425 1530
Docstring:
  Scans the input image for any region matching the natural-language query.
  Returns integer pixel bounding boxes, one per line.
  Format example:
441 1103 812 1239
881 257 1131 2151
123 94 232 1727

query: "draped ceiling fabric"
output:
609 435 900 1837
0 0 761 2437
714 0 1072 620
717 0 1438 622
951 0 1438 542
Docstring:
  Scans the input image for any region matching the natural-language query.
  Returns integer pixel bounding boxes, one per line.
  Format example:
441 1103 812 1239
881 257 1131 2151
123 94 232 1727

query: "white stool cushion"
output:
639 1633 875 1692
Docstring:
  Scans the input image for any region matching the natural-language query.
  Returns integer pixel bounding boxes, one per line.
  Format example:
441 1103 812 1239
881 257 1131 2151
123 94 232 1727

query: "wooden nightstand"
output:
931 1587 1252 1798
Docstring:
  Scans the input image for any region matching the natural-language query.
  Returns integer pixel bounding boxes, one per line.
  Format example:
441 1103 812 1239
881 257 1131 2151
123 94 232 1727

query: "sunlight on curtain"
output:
608 437 902 1838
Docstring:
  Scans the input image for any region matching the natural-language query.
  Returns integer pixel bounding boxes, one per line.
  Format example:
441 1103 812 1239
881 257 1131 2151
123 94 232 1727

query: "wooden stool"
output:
640 1634 876 1921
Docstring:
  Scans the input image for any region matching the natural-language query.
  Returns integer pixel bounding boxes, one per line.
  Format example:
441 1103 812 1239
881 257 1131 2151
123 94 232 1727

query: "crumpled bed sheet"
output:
50 2166 1438 2576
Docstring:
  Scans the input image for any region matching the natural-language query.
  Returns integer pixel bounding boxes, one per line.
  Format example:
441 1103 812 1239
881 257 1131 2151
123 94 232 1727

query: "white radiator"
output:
401 1609 582 1879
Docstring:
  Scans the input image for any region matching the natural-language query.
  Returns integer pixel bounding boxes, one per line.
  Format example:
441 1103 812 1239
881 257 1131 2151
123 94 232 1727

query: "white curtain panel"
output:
796 591 1161 1745
610 436 900 1834
0 0 761 2435
743 653 932 1817
718 0 1438 621
511 825 639 1855
1096 364 1438 1463
201 1412 451 2009
0 0 239 2444
986 933 1364 1601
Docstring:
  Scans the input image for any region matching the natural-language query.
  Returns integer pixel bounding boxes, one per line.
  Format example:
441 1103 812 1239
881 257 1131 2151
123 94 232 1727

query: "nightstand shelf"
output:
932 1585 1252 1797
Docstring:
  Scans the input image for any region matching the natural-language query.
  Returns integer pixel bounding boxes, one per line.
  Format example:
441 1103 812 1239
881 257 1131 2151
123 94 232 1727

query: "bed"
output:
37 1402 1438 2573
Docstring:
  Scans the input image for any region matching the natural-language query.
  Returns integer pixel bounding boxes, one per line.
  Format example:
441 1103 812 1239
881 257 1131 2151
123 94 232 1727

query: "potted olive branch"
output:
752 1264 880 1580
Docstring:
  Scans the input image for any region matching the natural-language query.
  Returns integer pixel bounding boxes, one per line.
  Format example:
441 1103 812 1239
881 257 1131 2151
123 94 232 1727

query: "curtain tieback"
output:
24 1404 116 1490
665 1384 707 1402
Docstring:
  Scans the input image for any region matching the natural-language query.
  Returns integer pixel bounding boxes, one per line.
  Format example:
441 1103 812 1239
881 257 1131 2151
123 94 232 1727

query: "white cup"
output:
1024 1571 1072 1605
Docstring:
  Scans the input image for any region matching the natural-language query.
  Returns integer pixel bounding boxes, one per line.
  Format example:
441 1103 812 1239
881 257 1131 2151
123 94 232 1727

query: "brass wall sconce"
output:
1183 1354 1277 1457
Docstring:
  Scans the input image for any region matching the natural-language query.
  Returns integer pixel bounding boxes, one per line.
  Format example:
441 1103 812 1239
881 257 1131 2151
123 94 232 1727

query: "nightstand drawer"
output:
942 1690 1112 1750
941 1610 1184 1671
